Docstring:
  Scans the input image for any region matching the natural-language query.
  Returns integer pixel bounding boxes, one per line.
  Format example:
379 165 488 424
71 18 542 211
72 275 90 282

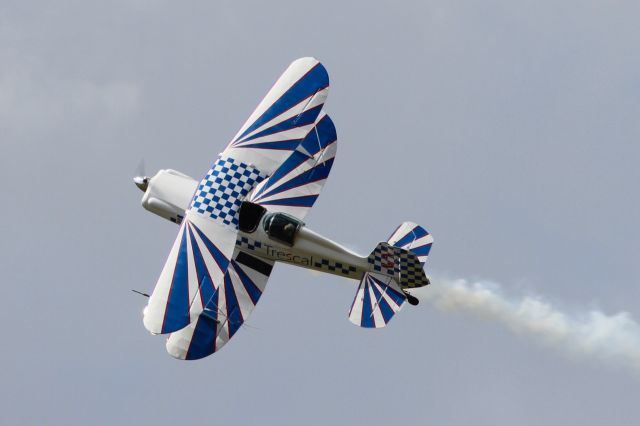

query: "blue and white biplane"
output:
134 58 433 360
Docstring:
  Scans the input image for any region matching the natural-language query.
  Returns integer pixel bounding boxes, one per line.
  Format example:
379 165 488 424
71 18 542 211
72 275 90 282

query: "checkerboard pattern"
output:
367 243 400 277
235 236 263 251
313 259 359 277
367 243 429 289
191 157 265 227
397 250 430 288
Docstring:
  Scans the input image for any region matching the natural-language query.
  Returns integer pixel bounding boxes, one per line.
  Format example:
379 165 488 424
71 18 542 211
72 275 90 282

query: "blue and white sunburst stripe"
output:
166 250 274 360
143 211 238 335
223 57 330 176
348 272 407 328
248 111 337 220
387 222 434 265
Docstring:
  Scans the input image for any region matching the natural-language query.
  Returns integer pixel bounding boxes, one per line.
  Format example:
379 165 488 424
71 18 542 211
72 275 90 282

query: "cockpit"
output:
238 201 304 246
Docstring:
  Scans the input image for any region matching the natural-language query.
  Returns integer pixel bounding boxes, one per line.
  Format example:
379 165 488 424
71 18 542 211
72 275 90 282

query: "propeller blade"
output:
134 158 146 178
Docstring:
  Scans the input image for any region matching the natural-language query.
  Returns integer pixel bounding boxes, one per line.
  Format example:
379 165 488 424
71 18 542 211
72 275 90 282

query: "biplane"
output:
134 58 434 360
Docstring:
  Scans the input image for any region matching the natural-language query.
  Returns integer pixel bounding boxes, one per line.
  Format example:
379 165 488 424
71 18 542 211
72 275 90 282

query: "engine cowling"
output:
139 169 198 224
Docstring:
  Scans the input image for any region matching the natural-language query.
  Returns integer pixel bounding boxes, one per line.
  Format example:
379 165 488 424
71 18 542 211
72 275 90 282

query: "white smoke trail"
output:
413 277 640 373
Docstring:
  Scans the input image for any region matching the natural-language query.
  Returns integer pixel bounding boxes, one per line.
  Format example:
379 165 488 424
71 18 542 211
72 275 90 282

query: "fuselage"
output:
236 225 368 281
139 168 373 281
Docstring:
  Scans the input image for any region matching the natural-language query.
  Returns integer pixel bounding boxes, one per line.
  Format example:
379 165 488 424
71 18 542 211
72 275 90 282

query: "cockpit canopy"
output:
238 201 304 246
263 212 304 246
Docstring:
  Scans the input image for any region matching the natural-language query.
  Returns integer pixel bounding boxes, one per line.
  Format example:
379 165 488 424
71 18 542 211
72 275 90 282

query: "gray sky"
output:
2 1 640 424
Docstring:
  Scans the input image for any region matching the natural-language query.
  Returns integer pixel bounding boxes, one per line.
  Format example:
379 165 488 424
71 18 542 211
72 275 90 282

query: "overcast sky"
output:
2 1 639 425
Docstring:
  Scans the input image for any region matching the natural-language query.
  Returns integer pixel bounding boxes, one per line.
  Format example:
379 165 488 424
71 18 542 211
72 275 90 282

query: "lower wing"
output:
165 248 274 360
143 210 238 335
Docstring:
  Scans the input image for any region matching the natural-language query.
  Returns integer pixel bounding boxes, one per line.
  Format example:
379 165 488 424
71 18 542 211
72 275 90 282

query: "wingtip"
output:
290 57 329 82
292 56 321 64
142 310 162 335
165 336 189 360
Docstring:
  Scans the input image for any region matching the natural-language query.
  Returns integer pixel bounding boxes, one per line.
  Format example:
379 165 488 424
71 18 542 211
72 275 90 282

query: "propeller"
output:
133 158 150 192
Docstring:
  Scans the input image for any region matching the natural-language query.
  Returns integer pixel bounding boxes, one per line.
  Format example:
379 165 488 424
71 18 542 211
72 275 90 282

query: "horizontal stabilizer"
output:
387 222 433 265
348 272 406 328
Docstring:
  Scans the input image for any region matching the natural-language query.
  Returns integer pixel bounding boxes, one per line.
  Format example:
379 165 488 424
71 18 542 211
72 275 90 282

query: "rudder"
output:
367 242 430 290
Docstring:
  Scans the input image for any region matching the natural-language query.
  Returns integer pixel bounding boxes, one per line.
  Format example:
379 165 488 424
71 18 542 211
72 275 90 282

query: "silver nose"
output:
133 176 149 192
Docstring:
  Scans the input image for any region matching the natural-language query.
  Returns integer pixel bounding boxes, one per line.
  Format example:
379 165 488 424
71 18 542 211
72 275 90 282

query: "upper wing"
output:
247 111 337 220
223 57 329 175
166 248 274 360
387 222 433 265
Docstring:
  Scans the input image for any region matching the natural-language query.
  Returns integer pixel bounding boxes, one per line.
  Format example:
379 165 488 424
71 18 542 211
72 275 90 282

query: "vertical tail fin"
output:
367 242 430 289
348 222 433 328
